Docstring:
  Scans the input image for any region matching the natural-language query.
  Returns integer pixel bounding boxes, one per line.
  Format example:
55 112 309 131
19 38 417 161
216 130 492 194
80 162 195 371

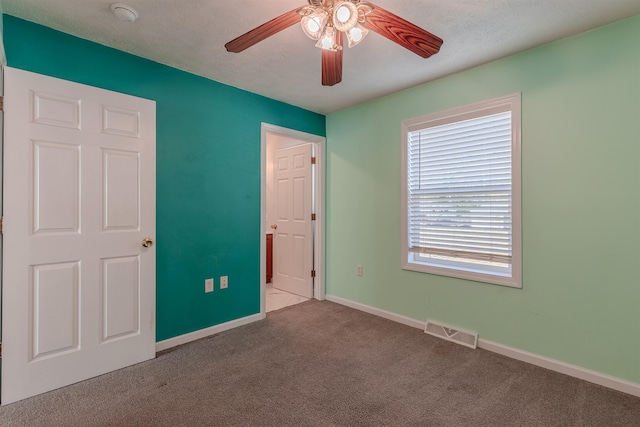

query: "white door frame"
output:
260 123 325 317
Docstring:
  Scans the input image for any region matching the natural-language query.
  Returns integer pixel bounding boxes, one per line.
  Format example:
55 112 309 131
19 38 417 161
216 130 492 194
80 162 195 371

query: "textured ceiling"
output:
2 0 639 114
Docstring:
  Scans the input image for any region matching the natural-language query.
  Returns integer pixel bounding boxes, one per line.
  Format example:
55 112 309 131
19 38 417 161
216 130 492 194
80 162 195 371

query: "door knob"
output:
142 238 154 248
270 224 278 230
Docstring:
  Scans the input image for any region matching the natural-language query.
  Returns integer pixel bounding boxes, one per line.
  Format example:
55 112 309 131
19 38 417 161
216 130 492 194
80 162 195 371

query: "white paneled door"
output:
2 67 156 404
272 144 313 298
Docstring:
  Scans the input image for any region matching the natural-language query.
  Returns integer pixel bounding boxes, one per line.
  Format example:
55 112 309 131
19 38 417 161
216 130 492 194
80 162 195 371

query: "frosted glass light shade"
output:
315 26 338 51
301 10 329 40
347 23 369 47
332 2 358 32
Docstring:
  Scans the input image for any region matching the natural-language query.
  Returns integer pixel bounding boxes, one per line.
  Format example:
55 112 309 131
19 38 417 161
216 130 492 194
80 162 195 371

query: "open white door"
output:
272 144 313 298
2 67 156 404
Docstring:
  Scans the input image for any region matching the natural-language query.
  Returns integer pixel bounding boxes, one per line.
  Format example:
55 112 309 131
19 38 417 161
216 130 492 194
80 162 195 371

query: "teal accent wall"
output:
326 15 640 383
3 15 325 341
0 2 5 64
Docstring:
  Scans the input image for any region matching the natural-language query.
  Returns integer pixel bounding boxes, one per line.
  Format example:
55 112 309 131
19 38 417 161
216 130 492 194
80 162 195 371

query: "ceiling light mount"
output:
110 3 138 23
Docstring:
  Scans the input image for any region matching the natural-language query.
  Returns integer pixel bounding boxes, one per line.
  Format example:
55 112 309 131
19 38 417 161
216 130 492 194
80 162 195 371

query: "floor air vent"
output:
425 320 478 349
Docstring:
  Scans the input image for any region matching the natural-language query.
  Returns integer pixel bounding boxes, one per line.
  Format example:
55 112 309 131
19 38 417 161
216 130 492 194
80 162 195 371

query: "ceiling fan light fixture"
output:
315 25 339 51
346 23 369 47
301 9 329 40
225 0 443 87
333 2 358 32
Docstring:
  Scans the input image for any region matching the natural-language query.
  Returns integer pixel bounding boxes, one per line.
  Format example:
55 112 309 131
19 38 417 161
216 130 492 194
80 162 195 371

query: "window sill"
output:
402 260 522 288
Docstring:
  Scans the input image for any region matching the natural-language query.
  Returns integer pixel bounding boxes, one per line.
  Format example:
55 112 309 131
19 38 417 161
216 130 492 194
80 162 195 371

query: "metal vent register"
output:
425 320 478 349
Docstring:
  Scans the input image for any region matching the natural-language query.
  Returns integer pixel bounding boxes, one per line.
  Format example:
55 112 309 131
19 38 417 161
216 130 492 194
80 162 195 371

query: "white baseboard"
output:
325 294 640 398
155 313 265 352
477 339 640 398
326 295 425 329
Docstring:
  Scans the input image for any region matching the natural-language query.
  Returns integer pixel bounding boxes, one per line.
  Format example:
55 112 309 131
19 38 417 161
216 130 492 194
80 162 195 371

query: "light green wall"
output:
326 15 640 382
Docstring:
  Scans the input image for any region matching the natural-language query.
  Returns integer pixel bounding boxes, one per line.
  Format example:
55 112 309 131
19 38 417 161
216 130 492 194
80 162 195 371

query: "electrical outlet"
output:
356 265 363 277
220 276 229 289
205 278 214 293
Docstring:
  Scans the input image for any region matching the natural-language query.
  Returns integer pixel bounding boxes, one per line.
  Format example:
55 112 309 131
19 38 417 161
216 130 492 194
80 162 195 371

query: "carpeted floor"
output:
1 299 640 426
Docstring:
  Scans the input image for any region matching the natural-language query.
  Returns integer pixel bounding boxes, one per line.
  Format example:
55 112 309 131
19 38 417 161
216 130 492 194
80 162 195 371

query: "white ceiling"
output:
3 1 639 114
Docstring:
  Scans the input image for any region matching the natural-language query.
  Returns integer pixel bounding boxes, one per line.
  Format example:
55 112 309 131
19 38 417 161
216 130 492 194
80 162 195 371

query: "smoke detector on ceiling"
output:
111 3 138 23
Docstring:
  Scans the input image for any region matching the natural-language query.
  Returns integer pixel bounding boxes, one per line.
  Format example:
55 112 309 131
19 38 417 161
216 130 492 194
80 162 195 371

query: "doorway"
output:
260 124 325 316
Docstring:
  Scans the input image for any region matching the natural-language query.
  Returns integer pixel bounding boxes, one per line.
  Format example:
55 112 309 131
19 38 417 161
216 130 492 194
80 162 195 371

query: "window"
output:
401 94 521 288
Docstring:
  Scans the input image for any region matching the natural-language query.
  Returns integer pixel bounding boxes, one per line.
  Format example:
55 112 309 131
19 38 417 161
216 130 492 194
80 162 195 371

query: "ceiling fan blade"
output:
363 4 443 58
322 32 343 86
225 8 302 53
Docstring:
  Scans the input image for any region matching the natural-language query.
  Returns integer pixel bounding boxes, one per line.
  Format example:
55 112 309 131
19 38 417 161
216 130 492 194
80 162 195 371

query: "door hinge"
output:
311 213 316 221
0 95 3 112
311 157 316 165
311 270 316 278
0 218 3 234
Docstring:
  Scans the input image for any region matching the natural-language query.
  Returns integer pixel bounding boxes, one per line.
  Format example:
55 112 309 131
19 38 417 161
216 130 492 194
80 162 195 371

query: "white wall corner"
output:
0 5 6 65
325 294 640 398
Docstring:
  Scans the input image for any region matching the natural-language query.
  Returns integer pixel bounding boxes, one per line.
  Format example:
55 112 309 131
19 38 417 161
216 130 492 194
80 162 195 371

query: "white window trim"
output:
401 93 522 288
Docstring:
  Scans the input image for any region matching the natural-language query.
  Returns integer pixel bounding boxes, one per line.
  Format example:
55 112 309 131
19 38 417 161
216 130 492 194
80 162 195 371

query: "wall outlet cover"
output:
205 278 214 293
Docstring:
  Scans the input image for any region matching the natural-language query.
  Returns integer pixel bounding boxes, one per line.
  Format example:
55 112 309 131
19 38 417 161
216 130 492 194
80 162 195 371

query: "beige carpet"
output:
1 299 639 426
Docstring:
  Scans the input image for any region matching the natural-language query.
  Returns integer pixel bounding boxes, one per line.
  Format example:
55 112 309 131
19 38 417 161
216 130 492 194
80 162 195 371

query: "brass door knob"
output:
270 224 278 230
142 238 154 248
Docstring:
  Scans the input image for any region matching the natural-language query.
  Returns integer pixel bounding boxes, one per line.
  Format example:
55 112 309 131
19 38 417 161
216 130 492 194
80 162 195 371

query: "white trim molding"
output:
155 313 264 352
325 294 640 398
477 339 640 398
260 123 326 318
326 295 425 329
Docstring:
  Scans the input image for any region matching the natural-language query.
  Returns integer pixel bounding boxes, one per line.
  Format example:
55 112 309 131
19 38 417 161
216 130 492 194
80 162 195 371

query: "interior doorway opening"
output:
260 124 325 316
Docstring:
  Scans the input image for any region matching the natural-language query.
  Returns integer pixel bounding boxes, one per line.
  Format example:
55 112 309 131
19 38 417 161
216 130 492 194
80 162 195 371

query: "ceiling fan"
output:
225 0 443 86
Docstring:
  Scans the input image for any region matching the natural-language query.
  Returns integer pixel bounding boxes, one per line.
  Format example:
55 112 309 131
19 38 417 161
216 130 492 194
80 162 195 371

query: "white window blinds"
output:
407 111 513 265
